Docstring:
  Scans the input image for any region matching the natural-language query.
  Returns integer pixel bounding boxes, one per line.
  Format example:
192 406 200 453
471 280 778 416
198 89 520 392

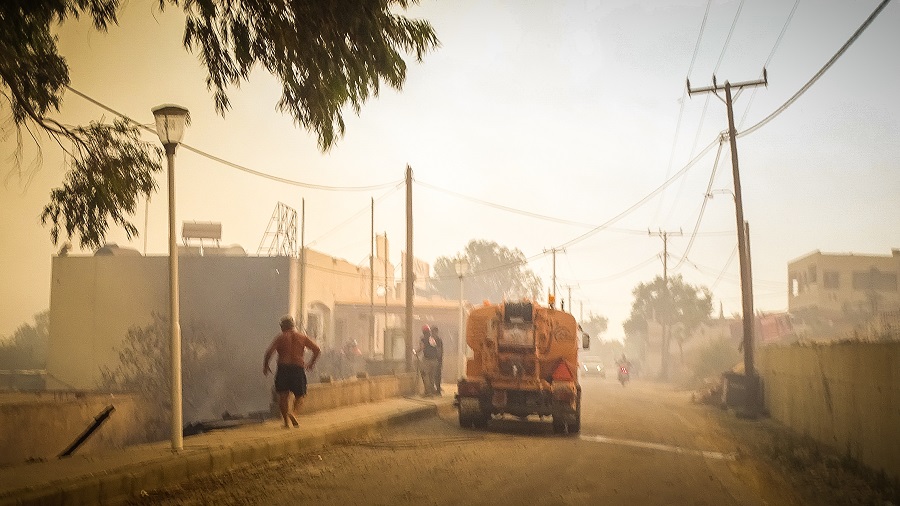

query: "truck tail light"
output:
552 360 574 382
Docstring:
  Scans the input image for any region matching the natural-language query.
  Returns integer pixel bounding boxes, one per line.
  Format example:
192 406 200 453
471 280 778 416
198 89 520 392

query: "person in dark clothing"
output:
430 325 444 395
415 325 440 396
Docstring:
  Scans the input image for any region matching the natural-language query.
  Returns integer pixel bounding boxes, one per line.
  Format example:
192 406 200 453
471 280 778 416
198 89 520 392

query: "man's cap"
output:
421 324 430 332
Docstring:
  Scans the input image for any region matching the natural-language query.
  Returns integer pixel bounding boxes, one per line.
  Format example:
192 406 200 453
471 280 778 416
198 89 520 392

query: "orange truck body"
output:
456 301 583 433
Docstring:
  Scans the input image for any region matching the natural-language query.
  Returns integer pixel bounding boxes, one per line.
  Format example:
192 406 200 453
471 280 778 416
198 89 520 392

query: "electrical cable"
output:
688 0 714 77
738 0 801 129
417 179 731 235
64 85 402 191
714 0 745 74
673 135 726 271
667 0 744 222
654 0 711 223
306 182 403 247
415 179 598 228
554 137 720 251
738 0 892 138
575 255 660 285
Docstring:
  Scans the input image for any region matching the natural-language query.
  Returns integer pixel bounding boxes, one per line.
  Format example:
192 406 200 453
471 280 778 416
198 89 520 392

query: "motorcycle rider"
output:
616 353 631 383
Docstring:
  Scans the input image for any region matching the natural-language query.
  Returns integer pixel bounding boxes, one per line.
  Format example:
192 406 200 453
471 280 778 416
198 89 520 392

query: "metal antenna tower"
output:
257 202 298 257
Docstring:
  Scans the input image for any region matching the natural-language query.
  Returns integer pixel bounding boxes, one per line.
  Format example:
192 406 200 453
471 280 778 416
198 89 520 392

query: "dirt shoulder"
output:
705 402 898 506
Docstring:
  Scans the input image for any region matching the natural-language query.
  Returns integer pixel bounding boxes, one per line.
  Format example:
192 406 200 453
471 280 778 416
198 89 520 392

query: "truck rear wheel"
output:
458 397 488 428
569 394 582 434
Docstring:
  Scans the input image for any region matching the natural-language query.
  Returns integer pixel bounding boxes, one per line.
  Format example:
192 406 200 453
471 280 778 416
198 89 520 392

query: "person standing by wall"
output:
430 326 445 396
264 316 321 428
415 325 439 397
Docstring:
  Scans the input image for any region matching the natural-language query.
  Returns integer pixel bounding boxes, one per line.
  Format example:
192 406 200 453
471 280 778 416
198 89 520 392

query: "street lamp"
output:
152 104 190 451
455 256 469 379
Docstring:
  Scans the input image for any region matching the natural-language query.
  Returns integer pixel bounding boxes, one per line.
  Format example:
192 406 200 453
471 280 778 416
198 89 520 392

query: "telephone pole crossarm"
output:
687 70 767 96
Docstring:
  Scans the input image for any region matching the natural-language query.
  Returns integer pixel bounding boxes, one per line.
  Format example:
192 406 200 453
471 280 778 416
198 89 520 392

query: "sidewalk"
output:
0 392 455 506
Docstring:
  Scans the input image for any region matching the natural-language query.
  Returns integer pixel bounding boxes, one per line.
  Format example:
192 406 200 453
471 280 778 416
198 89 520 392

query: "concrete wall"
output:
47 255 294 421
302 373 417 413
758 342 900 483
0 392 143 466
0 374 416 466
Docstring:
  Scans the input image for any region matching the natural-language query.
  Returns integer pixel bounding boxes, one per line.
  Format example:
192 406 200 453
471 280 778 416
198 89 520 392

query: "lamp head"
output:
152 104 191 146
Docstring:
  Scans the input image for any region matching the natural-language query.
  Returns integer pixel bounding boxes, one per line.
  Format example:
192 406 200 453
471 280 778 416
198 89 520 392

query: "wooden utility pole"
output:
545 247 563 307
688 71 767 413
299 198 306 331
649 229 682 379
384 232 389 356
405 166 414 371
370 197 375 358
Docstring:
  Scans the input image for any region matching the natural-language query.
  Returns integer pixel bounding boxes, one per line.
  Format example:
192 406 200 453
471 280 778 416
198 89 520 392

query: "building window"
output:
852 268 898 292
823 271 840 290
790 276 800 297
807 264 817 283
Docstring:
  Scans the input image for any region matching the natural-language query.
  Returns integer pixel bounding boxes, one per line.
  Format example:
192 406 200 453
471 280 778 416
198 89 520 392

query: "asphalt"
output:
0 390 456 506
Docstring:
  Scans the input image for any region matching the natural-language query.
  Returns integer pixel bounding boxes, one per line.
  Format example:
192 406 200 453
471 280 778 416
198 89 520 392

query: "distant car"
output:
581 361 606 378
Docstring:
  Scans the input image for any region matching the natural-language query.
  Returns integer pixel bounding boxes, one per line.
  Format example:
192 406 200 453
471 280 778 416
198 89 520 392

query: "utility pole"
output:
384 232 389 357
561 284 578 315
370 197 375 359
544 247 563 307
405 166 414 372
648 229 682 380
299 198 306 331
688 71 767 414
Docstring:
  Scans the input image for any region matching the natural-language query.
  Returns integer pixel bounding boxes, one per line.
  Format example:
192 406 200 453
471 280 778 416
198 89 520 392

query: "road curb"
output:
3 400 442 506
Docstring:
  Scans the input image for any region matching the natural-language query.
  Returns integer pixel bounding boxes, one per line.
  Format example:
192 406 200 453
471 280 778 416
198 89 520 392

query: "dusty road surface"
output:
128 378 887 506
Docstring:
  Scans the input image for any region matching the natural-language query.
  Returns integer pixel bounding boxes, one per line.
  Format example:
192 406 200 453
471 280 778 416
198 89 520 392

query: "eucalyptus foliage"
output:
431 240 544 306
1 0 438 249
623 274 712 379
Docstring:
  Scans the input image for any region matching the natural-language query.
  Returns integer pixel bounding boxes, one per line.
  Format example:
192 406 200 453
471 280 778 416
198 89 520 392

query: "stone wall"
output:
758 342 900 484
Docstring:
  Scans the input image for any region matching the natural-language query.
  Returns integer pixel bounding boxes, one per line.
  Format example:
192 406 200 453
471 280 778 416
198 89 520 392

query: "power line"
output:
688 0 714 76
655 0 713 222
554 137 720 251
64 85 402 191
738 0 801 129
306 182 403 246
738 0 892 138
575 255 660 285
714 0 745 74
415 179 598 228
418 179 734 236
673 135 726 270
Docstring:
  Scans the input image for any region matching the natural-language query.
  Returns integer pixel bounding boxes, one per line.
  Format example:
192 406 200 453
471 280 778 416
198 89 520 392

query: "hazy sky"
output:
1 0 898 339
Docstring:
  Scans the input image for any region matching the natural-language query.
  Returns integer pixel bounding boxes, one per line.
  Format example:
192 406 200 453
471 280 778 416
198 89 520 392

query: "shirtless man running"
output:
264 316 321 428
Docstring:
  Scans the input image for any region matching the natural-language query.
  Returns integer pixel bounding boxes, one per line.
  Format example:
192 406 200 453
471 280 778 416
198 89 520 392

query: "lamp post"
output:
152 104 190 451
455 257 469 379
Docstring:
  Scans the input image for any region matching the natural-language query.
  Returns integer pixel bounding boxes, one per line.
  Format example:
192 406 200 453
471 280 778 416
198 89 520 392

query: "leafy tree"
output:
580 311 608 341
2 0 438 249
0 310 50 370
430 240 543 305
622 275 712 380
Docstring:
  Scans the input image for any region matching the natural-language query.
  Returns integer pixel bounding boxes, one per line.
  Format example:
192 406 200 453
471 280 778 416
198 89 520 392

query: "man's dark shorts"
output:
274 364 307 396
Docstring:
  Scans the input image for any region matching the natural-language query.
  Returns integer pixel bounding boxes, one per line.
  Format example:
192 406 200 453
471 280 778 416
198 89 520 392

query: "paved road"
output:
129 378 799 506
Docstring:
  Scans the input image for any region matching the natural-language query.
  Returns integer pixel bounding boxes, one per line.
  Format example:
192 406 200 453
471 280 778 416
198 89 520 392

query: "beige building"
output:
788 249 900 318
46 234 460 422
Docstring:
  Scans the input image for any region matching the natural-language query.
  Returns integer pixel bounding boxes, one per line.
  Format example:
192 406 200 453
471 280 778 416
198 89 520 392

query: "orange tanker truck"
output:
455 300 589 433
